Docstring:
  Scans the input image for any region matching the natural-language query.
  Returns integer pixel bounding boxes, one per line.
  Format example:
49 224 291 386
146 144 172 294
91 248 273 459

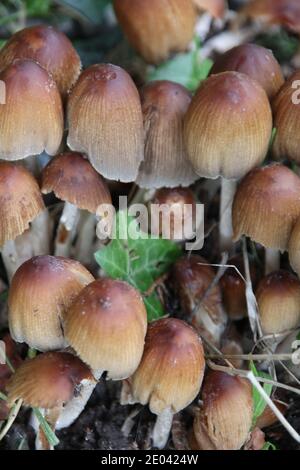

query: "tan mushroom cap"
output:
193 0 226 18
41 152 112 213
0 25 81 97
193 371 253 450
113 0 196 64
184 72 272 180
8 256 94 351
7 352 95 409
0 59 63 160
211 44 284 99
288 216 300 276
242 0 300 35
232 164 300 251
0 162 45 246
67 63 144 183
137 81 198 189
126 318 205 415
64 278 147 379
256 270 300 335
273 71 300 164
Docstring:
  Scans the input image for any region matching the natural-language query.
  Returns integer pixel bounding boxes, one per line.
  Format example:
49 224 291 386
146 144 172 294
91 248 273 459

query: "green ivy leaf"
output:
262 441 277 450
25 0 51 16
250 361 273 426
95 211 182 321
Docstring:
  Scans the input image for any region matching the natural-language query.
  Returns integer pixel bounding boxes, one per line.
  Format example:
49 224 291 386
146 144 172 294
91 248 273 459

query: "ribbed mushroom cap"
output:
0 59 63 160
113 0 196 64
256 270 300 335
8 256 94 351
171 255 227 345
67 63 144 183
184 72 272 180
0 25 81 97
127 318 205 415
273 71 300 163
137 81 197 188
211 44 284 99
0 162 45 246
64 278 147 379
193 371 253 450
242 0 300 34
288 216 300 277
232 164 300 251
7 352 95 409
41 152 112 213
193 0 226 18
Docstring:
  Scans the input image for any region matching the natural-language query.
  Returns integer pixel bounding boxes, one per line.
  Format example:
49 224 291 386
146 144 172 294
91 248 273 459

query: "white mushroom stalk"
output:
55 202 80 257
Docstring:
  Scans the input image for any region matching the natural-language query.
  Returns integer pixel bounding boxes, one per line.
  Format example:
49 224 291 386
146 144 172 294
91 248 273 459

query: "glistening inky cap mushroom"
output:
67 63 144 182
0 59 63 160
8 255 94 351
0 25 81 97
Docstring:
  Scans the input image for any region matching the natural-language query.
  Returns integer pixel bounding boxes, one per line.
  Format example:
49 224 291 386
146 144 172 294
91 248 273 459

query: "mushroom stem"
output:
219 178 237 252
55 202 80 257
74 213 96 265
265 248 280 275
1 240 24 281
31 209 52 255
152 407 173 449
22 155 41 178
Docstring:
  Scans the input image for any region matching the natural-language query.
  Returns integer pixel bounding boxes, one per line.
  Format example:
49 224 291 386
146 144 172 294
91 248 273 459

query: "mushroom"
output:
67 63 144 183
256 270 300 337
137 81 198 189
210 44 284 99
288 216 300 277
242 0 300 35
0 162 46 280
64 278 147 380
193 371 253 450
273 71 300 164
113 0 196 64
0 25 81 98
171 255 227 346
6 352 95 449
121 318 205 449
184 71 272 252
232 164 300 273
8 255 94 351
0 59 63 165
41 151 112 258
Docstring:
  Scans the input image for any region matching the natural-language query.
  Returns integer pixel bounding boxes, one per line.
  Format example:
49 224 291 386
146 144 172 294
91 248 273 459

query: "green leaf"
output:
262 441 277 450
95 210 182 321
250 361 273 426
148 38 213 92
54 0 111 24
32 408 59 447
269 127 277 151
25 0 51 16
256 31 299 63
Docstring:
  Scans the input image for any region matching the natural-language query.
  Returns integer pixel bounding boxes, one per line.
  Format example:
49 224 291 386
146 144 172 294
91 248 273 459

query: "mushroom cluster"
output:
1 0 300 452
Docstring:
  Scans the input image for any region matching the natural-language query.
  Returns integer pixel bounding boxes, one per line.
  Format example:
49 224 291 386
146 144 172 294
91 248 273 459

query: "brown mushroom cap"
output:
41 152 112 213
193 371 253 450
0 59 63 160
8 256 94 351
0 162 45 246
232 164 300 251
67 63 144 183
211 44 284 99
113 0 196 64
7 352 94 409
184 72 273 180
256 270 300 335
64 278 147 379
242 0 300 35
127 318 205 415
273 71 300 163
137 81 197 188
193 0 226 18
0 25 81 97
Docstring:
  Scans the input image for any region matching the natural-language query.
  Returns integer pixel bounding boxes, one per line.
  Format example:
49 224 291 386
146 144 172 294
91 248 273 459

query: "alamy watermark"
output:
95 196 205 251
291 80 300 104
